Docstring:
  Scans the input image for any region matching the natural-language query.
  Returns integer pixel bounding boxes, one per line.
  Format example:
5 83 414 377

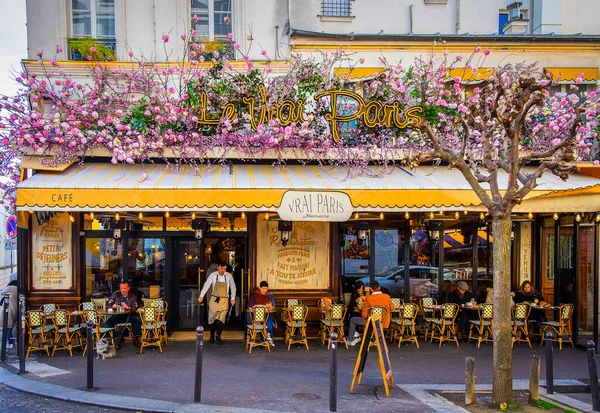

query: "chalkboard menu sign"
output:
350 315 394 397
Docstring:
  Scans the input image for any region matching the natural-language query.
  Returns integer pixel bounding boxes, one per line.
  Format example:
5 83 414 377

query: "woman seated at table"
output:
348 280 371 318
447 280 474 341
513 280 547 322
246 281 276 346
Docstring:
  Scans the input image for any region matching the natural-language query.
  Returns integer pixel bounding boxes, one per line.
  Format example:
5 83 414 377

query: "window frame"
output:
321 0 353 18
191 0 232 41
71 0 116 39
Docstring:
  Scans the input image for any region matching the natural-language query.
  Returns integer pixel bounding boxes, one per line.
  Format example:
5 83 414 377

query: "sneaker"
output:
348 337 361 347
353 332 360 339
266 337 275 347
215 335 223 345
6 343 14 349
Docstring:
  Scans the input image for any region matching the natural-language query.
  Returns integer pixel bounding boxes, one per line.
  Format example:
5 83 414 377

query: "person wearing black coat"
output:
447 280 474 340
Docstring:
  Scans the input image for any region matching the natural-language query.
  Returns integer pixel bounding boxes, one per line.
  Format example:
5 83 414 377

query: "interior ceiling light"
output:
404 212 410 219
138 212 143 220
379 212 384 220
241 212 246 220
115 212 120 222
217 211 222 219
454 211 460 219
89 212 95 220
165 211 170 218
553 213 559 221
528 212 533 220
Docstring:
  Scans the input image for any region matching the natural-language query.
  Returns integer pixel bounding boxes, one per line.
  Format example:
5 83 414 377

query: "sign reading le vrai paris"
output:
277 191 353 222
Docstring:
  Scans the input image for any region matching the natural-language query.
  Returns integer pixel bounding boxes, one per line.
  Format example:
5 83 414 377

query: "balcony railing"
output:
68 38 117 61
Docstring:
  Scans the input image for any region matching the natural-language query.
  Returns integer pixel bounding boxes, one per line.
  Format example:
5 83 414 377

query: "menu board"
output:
256 217 330 290
32 213 73 290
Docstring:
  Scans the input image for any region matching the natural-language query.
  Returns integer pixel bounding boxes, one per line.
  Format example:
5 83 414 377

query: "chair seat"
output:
470 320 491 326
391 318 401 324
321 320 343 327
423 317 436 323
402 320 414 326
286 321 304 328
541 321 560 327
99 327 114 334
115 322 132 328
58 325 83 334
247 323 265 329
32 325 55 334
430 318 452 326
514 321 526 326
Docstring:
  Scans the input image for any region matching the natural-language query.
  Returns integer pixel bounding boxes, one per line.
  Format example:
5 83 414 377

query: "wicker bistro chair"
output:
394 303 419 348
389 298 404 340
322 304 348 349
143 299 169 345
541 304 574 350
367 305 388 349
285 305 309 350
81 309 115 356
246 305 270 354
281 299 303 324
317 298 336 345
138 306 163 354
342 292 352 307
430 303 460 347
419 297 438 341
91 297 108 311
512 303 532 348
25 310 54 357
52 309 84 356
468 303 494 348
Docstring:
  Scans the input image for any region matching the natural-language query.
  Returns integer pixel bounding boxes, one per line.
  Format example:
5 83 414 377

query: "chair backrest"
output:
391 297 404 310
251 306 267 323
83 309 98 325
41 303 59 313
442 303 459 319
318 297 335 311
420 297 437 313
54 309 69 326
291 305 307 322
329 304 346 321
91 298 107 310
369 305 387 319
342 292 352 306
80 302 95 311
481 303 494 320
285 299 302 308
514 303 530 320
27 310 45 328
561 304 574 322
403 303 418 320
143 298 167 310
142 307 159 323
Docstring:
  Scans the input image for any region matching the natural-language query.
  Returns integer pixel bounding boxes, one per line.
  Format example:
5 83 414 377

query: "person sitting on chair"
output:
447 280 474 341
104 281 142 348
348 280 393 346
514 280 547 323
246 281 276 346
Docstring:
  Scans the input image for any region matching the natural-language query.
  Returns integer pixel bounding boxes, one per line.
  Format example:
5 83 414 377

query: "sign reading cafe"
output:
33 213 73 290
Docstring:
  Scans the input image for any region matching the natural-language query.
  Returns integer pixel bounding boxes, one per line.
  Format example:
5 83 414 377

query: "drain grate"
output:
292 393 321 400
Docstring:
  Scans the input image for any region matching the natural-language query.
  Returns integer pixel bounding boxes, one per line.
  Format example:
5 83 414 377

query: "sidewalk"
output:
0 337 595 412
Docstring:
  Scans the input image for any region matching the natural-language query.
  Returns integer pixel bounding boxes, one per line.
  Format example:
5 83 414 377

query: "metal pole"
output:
194 326 204 403
86 320 94 390
587 341 600 410
545 331 554 394
1 293 9 362
18 295 25 374
329 332 338 412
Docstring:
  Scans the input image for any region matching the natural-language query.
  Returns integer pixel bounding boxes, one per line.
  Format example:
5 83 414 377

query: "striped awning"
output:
16 163 600 212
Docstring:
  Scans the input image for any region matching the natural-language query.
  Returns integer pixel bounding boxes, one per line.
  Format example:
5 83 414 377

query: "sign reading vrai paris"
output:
277 191 353 222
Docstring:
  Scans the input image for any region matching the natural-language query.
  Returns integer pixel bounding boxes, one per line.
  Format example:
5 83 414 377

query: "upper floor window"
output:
71 0 115 38
322 0 352 18
191 0 232 40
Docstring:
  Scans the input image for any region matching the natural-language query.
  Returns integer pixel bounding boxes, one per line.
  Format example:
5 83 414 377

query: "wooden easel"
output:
349 315 395 397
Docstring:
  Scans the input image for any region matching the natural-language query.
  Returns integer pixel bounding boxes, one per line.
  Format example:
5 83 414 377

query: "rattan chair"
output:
541 304 574 350
430 303 460 347
138 306 163 354
81 309 115 356
52 309 84 356
342 292 352 306
282 299 303 324
368 305 388 348
91 297 108 311
468 303 494 348
389 298 404 340
419 297 437 341
246 305 270 353
512 303 532 348
322 304 347 349
25 310 54 357
395 303 419 348
285 304 309 350
317 298 336 345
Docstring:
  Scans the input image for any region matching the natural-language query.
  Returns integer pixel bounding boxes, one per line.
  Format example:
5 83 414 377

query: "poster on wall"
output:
256 217 330 290
33 213 73 290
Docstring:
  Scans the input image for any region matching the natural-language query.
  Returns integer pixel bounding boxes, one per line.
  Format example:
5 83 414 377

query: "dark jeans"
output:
103 313 142 336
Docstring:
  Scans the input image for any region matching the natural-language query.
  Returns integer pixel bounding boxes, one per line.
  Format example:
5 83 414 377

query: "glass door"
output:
127 237 166 304
175 239 203 330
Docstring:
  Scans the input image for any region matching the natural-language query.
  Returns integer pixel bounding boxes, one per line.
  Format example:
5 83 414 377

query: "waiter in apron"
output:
198 261 236 344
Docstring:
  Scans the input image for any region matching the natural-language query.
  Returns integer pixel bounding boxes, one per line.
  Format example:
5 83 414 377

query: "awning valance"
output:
16 163 600 212
447 68 495 82
333 67 384 81
543 67 599 82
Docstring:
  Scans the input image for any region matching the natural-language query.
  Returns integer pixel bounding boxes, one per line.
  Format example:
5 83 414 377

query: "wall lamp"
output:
278 220 293 246
356 222 369 245
192 218 207 240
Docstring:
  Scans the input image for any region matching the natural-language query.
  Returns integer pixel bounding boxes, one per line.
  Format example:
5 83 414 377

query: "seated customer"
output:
348 280 371 319
514 280 547 322
348 280 393 346
246 281 276 346
447 280 474 341
103 281 142 348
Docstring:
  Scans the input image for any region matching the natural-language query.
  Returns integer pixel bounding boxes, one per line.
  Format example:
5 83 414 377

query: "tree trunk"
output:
492 216 514 404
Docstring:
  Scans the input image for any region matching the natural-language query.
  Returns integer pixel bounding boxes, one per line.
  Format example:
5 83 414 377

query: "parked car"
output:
357 266 453 298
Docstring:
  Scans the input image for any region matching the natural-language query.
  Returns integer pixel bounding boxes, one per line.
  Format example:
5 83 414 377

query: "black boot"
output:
208 333 215 344
215 333 223 345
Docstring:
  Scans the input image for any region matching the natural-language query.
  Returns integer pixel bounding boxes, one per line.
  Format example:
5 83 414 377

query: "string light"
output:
165 211 170 218
404 212 410 219
575 213 581 222
69 214 75 223
191 212 196 220
553 213 559 221
90 212 95 220
463 210 468 215
528 212 533 220
241 212 246 220
454 211 460 219
265 212 270 221
115 212 120 222
429 211 434 219
354 212 359 220
480 212 485 220
217 211 222 219
138 212 143 220
379 212 384 220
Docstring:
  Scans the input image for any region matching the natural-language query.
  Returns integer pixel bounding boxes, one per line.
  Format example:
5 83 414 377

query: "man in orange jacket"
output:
348 280 394 346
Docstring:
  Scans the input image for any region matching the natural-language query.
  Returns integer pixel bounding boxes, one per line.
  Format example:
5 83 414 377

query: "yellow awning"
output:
447 68 495 82
544 67 599 82
16 163 600 212
333 67 384 81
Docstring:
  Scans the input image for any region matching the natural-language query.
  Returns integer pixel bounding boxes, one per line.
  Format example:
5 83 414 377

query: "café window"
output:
84 237 122 298
191 0 232 40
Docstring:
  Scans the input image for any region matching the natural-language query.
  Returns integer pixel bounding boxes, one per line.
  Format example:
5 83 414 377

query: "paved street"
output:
0 384 128 413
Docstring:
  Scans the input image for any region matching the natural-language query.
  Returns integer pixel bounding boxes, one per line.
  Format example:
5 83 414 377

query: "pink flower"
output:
454 77 461 83
57 45 63 53
87 55 93 61
267 67 272 73
90 46 96 53
193 15 199 23
474 46 481 53
234 42 240 49
227 33 234 40
359 58 365 64
261 49 267 56
50 60 57 66
190 51 197 58
483 49 490 56
191 29 197 36
243 55 250 62
162 34 170 43
129 51 134 57
181 34 186 40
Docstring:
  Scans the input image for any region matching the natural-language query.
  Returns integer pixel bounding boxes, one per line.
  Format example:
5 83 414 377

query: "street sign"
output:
4 239 16 250
6 215 17 238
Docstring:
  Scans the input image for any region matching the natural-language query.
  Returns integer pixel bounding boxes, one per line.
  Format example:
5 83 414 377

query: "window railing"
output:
321 0 353 18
